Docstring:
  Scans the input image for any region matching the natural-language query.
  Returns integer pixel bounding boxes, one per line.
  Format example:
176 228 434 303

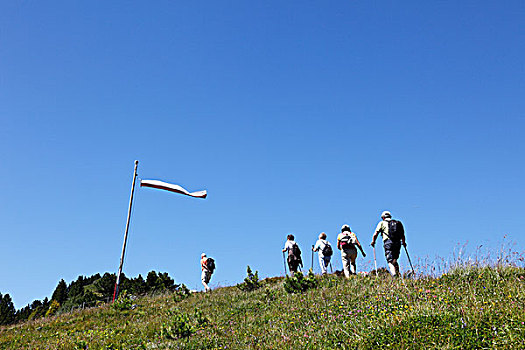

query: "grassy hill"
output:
1 265 524 349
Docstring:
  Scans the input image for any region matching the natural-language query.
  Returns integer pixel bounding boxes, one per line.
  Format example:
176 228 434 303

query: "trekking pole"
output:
282 251 287 276
372 244 378 277
329 261 333 274
311 245 314 272
403 244 416 276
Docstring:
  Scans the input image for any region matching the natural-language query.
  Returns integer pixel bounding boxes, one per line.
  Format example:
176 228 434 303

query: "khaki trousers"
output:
341 247 357 278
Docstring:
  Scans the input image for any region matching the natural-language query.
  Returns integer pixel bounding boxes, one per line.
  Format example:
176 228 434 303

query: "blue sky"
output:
1 1 524 308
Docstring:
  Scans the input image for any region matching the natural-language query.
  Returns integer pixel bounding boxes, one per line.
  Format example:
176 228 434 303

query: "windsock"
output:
140 179 207 198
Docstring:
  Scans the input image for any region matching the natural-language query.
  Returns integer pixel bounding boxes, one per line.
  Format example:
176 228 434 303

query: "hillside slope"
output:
1 266 524 349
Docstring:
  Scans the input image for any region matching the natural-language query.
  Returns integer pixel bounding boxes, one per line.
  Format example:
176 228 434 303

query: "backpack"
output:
339 233 354 248
206 258 216 273
321 241 333 257
290 243 302 260
387 220 404 241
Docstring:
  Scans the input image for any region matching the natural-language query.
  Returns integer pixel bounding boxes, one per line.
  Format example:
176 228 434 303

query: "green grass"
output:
1 266 524 349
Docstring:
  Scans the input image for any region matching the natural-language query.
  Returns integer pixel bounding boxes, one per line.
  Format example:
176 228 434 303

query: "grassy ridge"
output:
1 266 524 349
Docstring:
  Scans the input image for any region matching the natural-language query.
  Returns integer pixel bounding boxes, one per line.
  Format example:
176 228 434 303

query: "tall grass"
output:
1 244 524 349
414 237 524 278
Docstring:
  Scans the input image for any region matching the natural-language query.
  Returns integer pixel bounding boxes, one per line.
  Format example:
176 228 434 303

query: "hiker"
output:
337 225 366 278
371 211 406 277
282 234 302 274
312 232 333 274
201 253 215 292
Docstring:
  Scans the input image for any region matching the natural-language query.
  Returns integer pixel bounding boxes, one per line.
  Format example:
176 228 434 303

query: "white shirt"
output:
284 240 297 254
313 239 330 257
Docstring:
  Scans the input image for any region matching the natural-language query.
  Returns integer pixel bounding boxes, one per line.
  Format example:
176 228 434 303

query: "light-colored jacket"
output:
374 218 393 242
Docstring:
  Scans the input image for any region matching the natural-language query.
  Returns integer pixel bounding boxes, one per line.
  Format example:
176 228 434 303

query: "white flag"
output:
140 180 207 198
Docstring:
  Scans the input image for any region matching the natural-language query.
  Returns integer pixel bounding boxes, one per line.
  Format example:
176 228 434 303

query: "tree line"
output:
0 270 179 326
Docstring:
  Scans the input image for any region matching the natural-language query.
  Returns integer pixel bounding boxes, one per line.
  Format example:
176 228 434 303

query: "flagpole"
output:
113 160 139 302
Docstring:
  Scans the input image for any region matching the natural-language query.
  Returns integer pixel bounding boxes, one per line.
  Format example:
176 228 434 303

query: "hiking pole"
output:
372 244 378 277
329 261 333 274
282 251 287 276
311 245 314 272
403 244 415 276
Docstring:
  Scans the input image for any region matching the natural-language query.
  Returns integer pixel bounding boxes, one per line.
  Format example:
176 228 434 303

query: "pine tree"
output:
15 305 32 323
67 276 86 299
146 271 158 291
130 274 147 295
51 279 68 304
0 293 16 325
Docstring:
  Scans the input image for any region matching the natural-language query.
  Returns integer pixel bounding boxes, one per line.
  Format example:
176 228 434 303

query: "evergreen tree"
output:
93 272 117 298
145 271 176 293
130 274 147 295
28 298 48 320
51 279 68 304
15 305 32 323
67 276 86 299
0 293 16 325
146 271 158 290
5 270 177 325
156 272 176 290
30 299 42 311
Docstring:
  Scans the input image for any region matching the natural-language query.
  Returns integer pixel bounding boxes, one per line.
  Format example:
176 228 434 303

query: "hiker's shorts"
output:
383 240 401 263
287 256 301 273
201 270 211 284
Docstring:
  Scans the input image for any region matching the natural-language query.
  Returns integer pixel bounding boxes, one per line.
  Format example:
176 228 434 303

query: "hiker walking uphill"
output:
312 232 333 274
337 225 366 278
201 253 215 292
371 211 406 277
282 234 302 274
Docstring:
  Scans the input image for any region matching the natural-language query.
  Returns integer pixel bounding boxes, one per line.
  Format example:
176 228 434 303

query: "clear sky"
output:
1 1 524 308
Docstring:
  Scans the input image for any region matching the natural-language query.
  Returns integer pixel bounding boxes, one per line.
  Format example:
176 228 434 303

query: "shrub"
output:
74 339 88 349
45 300 60 317
112 291 134 311
193 308 210 329
161 310 194 339
160 308 210 340
237 266 262 292
262 287 279 302
283 269 318 294
173 283 191 303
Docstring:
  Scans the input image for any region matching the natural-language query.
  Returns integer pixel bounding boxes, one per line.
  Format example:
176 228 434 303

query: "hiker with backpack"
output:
312 232 333 274
200 253 215 292
337 225 366 278
370 211 406 277
282 234 303 274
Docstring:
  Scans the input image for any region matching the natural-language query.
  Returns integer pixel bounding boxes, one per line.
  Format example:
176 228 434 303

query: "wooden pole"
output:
112 160 139 302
